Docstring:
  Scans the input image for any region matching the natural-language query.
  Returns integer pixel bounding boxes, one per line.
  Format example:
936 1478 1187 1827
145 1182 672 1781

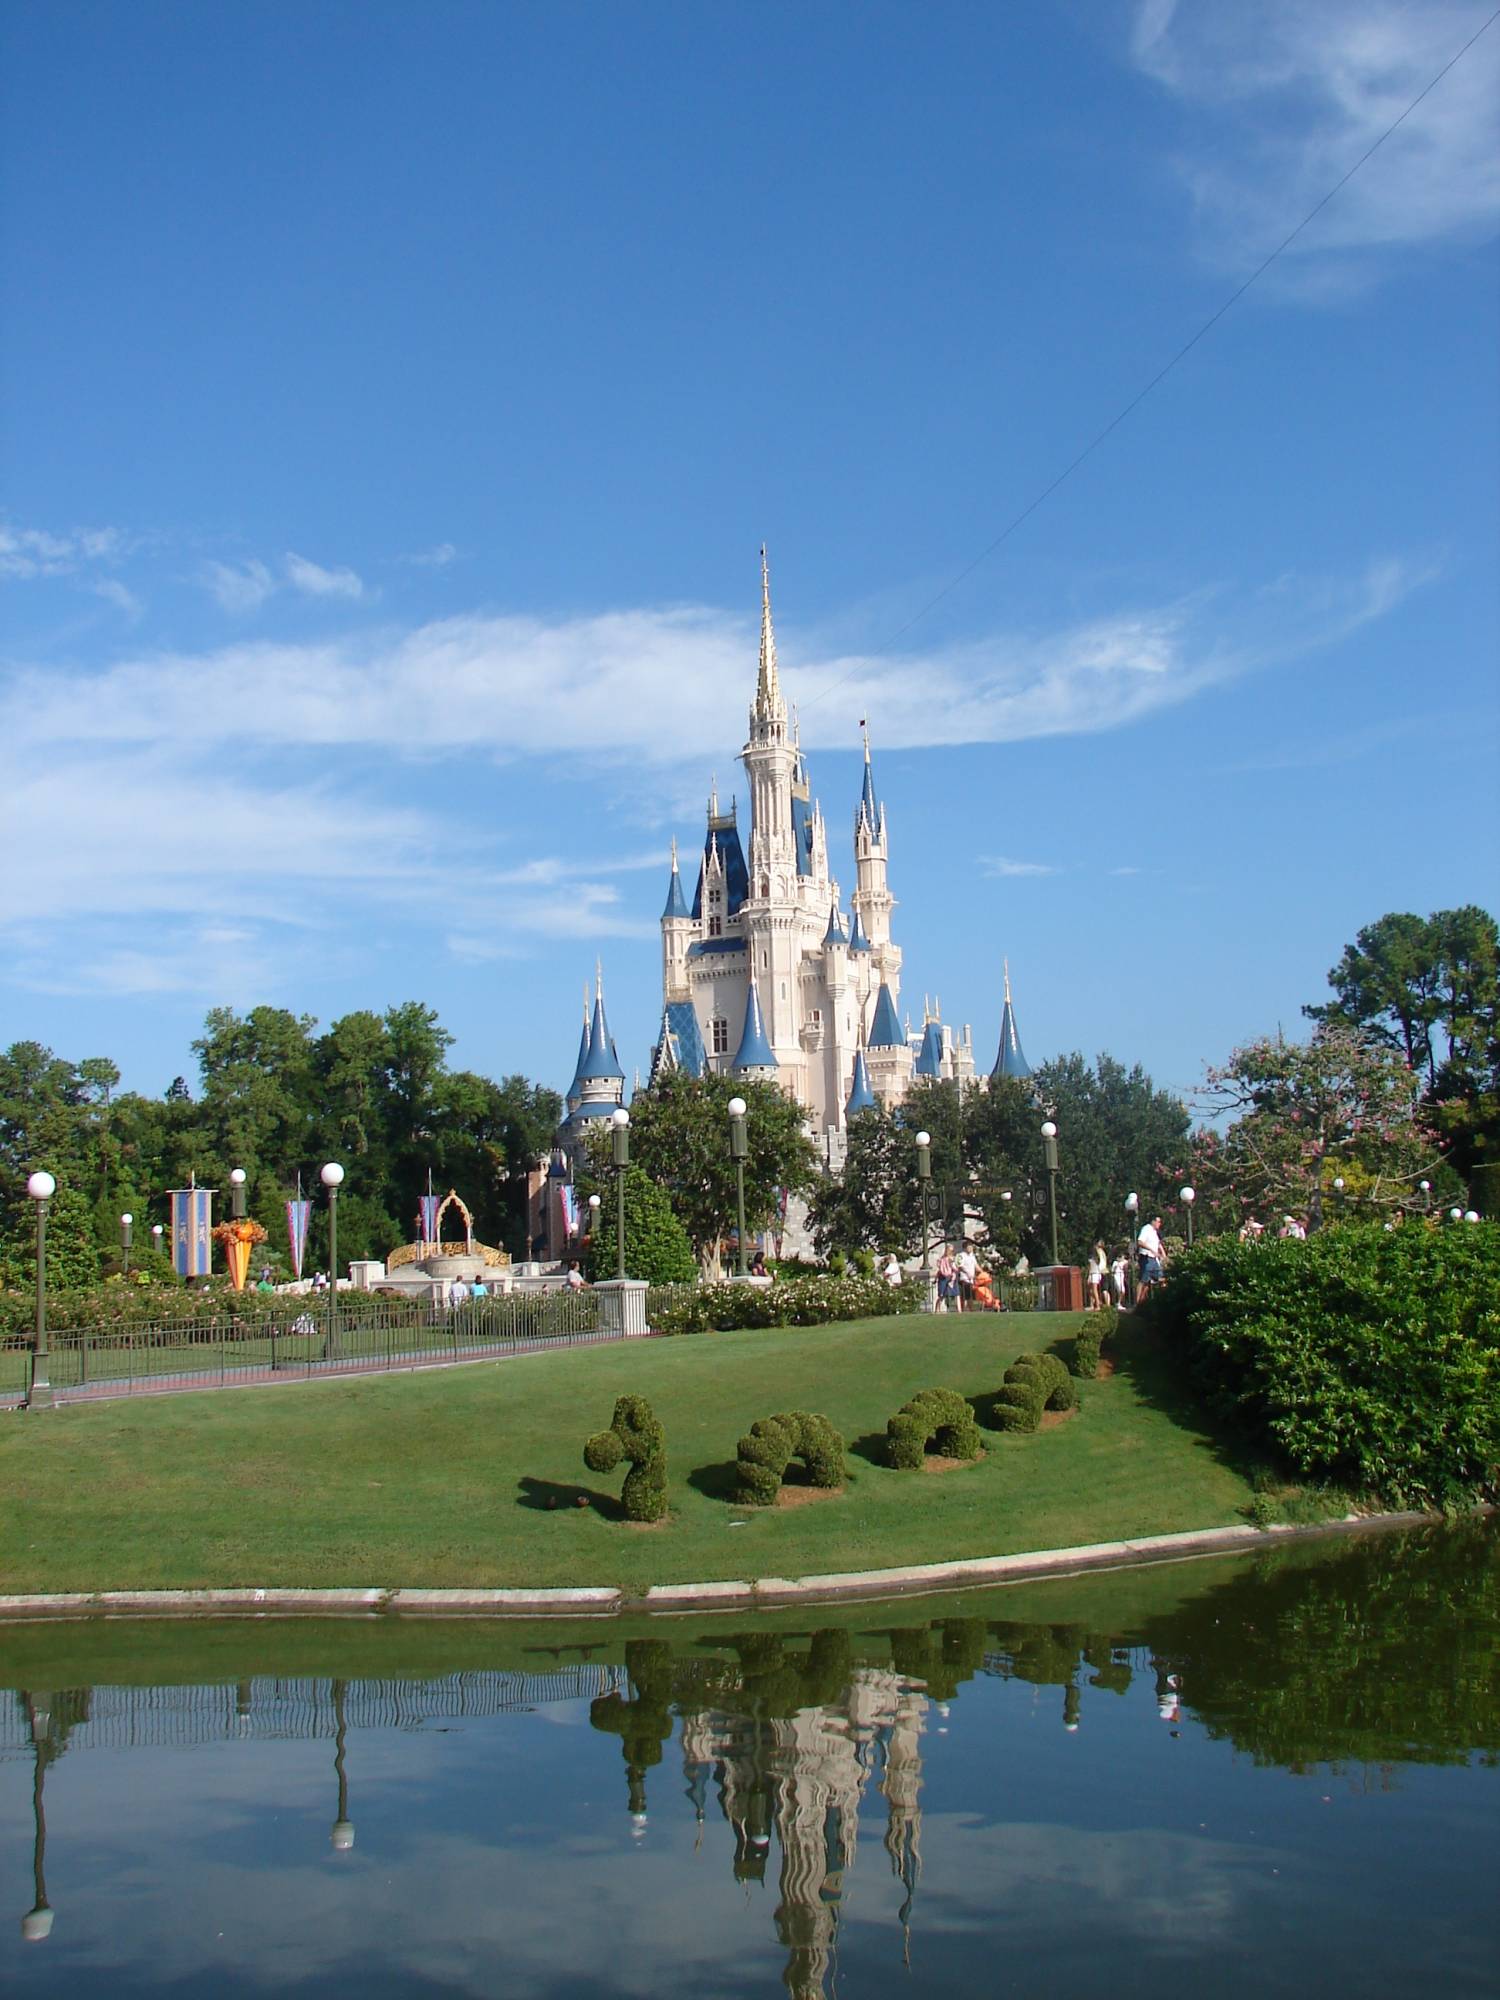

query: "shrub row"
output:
1071 1307 1116 1379
1145 1222 1500 1506
648 1274 923 1336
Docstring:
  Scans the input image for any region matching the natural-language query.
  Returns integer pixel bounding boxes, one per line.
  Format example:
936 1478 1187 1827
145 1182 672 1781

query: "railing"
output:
0 1289 604 1406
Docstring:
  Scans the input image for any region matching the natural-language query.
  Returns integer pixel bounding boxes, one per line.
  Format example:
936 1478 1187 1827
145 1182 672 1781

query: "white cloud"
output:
203 556 276 613
0 553 1431 992
0 520 135 581
1131 1 1500 287
91 576 144 619
401 541 459 567
285 550 364 599
978 856 1060 879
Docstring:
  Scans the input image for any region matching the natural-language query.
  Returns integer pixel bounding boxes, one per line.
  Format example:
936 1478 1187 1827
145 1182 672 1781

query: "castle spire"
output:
662 837 689 919
754 545 787 724
991 962 1031 1081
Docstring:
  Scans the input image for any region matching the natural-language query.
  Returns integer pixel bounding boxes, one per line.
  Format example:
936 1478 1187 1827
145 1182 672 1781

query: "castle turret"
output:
661 837 694 1000
852 729 895 952
991 960 1031 1081
865 980 912 1106
733 980 778 1081
845 1046 876 1116
913 1002 944 1080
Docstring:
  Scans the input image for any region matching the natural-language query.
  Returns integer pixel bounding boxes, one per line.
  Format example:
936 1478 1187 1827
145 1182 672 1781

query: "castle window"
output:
810 1008 821 1027
708 916 722 938
709 888 722 908
711 1017 729 1055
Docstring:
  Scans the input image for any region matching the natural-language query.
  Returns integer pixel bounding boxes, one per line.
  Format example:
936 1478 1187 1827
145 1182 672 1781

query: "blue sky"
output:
3 0 1497 1109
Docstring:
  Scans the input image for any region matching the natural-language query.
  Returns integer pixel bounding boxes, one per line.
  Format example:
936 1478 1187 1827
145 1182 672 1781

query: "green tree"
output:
621 1072 818 1276
577 1163 697 1283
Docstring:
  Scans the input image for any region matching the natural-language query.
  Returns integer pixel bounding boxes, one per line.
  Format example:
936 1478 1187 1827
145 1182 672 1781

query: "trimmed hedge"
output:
734 1410 846 1506
886 1387 983 1468
583 1394 669 1522
1145 1221 1500 1506
649 1273 922 1336
1072 1307 1116 1379
994 1351 1078 1433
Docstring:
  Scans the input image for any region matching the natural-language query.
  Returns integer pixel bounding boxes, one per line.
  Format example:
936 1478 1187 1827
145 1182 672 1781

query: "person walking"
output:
1136 1216 1165 1301
1086 1240 1108 1311
935 1244 957 1313
1110 1249 1130 1309
956 1242 978 1312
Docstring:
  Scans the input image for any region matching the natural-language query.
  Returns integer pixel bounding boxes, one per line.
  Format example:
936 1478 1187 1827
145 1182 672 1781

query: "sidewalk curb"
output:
0 1511 1441 1623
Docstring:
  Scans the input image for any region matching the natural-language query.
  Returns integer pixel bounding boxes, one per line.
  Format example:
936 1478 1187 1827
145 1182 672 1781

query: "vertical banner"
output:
170 1188 213 1278
417 1193 440 1247
559 1184 579 1238
286 1198 311 1280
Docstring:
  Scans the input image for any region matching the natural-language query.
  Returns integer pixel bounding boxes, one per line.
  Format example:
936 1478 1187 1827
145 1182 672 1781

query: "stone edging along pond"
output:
0 1510 1442 1622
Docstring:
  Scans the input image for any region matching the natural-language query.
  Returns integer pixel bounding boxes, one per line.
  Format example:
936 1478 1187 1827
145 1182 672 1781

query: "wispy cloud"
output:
1 519 138 588
1131 1 1500 291
203 556 277 614
978 856 1060 879
285 550 364 599
0 551 1433 993
401 542 459 568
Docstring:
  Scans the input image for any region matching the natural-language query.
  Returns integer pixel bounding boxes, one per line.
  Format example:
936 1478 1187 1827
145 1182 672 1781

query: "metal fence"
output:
0 1288 607 1406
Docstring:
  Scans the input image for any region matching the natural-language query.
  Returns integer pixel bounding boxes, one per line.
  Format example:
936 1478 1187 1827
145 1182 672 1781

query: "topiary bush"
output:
1005 1351 1077 1411
583 1393 669 1522
1146 1221 1500 1507
734 1409 845 1506
1072 1306 1117 1378
886 1387 983 1468
993 1383 1043 1431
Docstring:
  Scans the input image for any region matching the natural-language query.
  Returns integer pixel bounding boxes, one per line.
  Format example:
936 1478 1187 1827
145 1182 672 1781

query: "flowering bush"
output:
647 1273 922 1336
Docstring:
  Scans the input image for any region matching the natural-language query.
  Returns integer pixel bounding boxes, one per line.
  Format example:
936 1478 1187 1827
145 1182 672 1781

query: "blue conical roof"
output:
577 991 625 1082
846 1047 876 1115
847 909 871 952
914 1016 944 1078
868 982 904 1049
733 980 777 1073
822 902 846 947
565 1014 590 1102
859 739 880 828
662 857 688 920
992 996 1030 1080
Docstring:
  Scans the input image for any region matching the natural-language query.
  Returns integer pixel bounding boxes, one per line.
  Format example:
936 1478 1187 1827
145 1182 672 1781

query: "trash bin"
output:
1037 1264 1084 1311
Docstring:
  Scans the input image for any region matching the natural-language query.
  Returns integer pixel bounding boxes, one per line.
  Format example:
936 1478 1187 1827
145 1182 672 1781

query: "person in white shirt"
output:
1136 1217 1165 1299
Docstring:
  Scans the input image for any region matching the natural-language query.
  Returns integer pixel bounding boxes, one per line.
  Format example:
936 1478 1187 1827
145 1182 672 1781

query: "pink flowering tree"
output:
1190 1024 1452 1229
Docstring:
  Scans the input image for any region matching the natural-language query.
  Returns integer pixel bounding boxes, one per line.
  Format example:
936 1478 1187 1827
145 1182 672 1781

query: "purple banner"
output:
286 1198 311 1280
559 1185 579 1237
170 1188 213 1278
418 1193 440 1245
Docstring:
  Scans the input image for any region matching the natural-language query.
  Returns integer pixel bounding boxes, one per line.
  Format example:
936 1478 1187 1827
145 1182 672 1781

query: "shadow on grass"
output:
849 1430 891 1469
686 1459 741 1505
968 1388 1009 1432
516 1475 625 1522
1105 1311 1264 1485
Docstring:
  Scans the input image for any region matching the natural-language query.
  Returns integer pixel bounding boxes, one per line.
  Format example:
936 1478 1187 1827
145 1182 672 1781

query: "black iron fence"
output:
0 1288 607 1406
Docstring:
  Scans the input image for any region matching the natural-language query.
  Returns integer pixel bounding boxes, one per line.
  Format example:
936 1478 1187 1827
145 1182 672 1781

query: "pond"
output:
1 1520 1496 1997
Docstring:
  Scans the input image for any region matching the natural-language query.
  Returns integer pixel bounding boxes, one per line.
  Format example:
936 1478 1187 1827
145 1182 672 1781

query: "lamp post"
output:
1449 1206 1464 1223
330 1678 355 1853
587 1191 601 1253
229 1166 247 1220
1180 1186 1196 1248
728 1096 749 1277
915 1131 932 1274
119 1212 133 1276
1125 1192 1139 1308
1041 1122 1060 1269
1332 1175 1345 1220
1465 1209 1480 1224
151 1222 163 1262
1417 1179 1431 1216
320 1162 344 1358
20 1697 52 1941
25 1172 54 1410
611 1107 630 1281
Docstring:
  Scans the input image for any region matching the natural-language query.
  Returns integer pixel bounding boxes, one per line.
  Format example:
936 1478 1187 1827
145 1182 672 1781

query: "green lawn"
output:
1 1311 1256 1594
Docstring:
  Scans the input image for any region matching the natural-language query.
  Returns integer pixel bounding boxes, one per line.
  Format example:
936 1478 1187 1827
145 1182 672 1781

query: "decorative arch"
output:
434 1188 474 1251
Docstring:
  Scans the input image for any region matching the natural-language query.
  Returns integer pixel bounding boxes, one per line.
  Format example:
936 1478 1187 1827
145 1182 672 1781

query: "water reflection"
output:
3 1520 1497 1996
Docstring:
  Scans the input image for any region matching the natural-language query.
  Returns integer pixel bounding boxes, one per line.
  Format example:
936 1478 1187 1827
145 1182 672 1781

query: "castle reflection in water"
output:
5 1622 1142 1996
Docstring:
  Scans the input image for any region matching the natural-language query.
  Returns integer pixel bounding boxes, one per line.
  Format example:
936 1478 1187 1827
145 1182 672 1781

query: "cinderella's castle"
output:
556 553 1033 1180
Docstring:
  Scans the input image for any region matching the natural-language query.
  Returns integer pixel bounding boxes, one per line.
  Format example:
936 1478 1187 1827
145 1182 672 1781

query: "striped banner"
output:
559 1184 579 1237
169 1188 213 1278
286 1198 312 1279
417 1193 440 1245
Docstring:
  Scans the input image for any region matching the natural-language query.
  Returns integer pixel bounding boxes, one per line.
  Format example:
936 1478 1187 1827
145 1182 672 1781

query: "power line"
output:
802 6 1500 707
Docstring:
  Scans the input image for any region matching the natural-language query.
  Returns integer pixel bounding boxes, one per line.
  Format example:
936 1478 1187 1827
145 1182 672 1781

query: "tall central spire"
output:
755 544 787 725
